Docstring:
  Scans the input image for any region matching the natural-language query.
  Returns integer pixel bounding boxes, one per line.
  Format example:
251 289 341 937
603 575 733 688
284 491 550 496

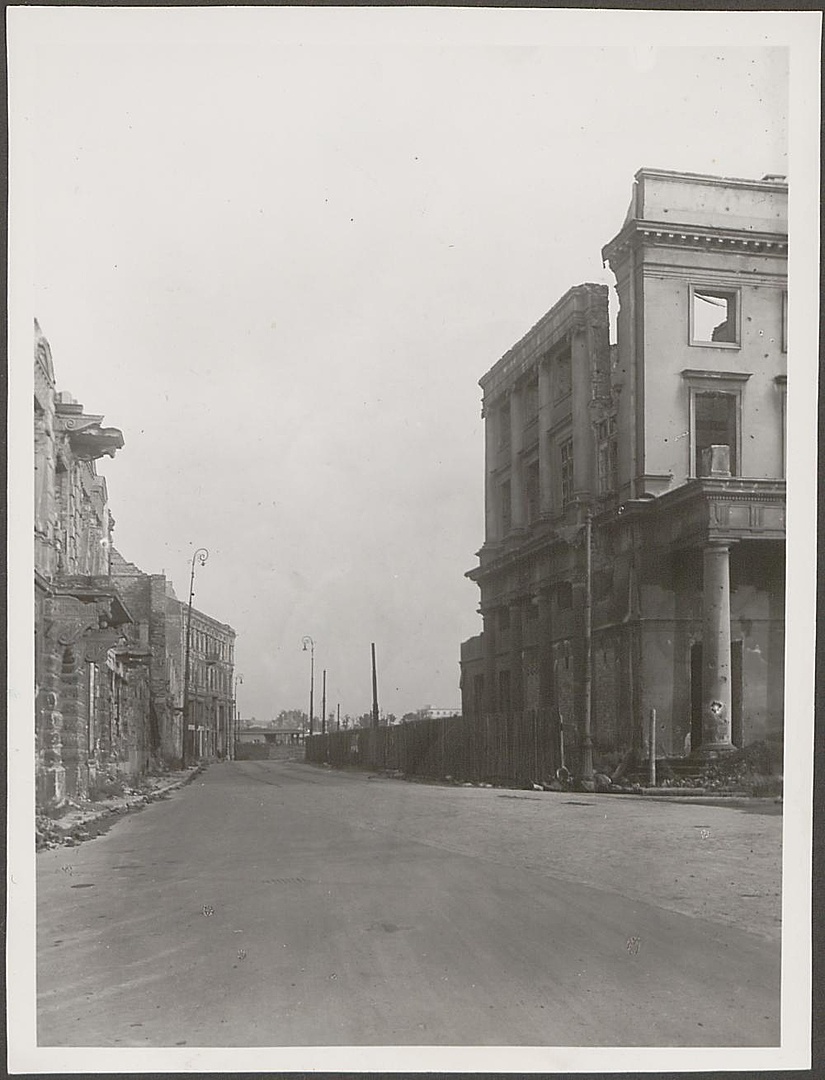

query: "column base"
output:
690 742 736 763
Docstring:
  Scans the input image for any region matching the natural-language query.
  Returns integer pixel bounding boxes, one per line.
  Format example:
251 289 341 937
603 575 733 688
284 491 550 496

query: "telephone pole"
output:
321 669 327 736
371 642 379 729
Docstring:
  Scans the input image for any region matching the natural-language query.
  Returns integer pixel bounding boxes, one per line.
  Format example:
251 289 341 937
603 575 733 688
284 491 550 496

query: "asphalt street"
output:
37 759 781 1047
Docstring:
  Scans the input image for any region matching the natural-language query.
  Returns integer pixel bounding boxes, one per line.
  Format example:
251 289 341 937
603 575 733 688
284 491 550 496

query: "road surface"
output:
37 759 781 1047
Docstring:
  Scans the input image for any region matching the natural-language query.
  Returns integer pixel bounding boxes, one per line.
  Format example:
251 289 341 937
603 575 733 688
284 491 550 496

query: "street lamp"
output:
301 636 315 737
182 547 208 768
232 673 243 759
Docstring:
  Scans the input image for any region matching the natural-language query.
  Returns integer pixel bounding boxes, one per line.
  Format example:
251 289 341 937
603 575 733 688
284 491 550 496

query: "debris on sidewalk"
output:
36 765 205 850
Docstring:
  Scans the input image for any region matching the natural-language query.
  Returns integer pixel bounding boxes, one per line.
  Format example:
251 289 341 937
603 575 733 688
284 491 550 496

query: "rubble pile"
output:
657 740 783 796
35 766 203 850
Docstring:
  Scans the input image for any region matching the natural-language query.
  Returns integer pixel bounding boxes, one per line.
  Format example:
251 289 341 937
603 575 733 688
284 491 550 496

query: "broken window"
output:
691 287 739 346
695 392 737 476
555 348 572 399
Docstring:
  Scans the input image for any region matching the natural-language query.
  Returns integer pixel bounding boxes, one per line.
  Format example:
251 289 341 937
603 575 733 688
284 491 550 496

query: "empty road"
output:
38 758 781 1047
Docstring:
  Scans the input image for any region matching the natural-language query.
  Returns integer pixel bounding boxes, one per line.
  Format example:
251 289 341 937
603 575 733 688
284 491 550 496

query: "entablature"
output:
613 478 785 550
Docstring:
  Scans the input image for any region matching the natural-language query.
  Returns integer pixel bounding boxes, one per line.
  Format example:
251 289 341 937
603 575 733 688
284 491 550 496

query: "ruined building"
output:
109 551 237 766
34 321 237 809
34 320 140 805
460 169 787 773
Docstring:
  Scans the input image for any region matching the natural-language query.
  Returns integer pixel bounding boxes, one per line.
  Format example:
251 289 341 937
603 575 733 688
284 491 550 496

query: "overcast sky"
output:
13 10 794 724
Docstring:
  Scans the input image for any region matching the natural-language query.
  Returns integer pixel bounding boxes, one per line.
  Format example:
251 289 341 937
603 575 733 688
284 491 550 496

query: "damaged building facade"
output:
461 169 787 775
109 551 237 767
34 321 237 809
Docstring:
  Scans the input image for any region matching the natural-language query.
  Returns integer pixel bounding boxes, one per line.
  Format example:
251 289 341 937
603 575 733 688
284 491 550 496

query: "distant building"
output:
418 706 462 720
185 606 236 761
110 550 236 766
461 169 786 772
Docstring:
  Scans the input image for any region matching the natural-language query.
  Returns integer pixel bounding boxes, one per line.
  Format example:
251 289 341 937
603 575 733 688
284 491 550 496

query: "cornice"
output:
480 283 609 403
602 220 788 266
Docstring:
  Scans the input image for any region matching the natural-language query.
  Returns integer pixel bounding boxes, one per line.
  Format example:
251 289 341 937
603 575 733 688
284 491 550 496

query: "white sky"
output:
13 11 792 724
8 9 821 1075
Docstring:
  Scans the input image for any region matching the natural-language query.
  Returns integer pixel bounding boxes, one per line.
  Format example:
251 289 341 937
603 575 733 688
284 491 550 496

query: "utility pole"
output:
371 642 379 729
302 636 315 736
321 669 327 736
581 509 594 779
336 703 340 731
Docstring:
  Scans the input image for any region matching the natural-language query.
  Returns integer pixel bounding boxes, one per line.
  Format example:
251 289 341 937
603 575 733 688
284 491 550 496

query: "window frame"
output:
681 369 751 479
688 283 742 350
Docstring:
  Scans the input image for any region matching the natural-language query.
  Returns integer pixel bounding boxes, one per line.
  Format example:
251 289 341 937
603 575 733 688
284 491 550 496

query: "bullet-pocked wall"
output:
462 169 786 775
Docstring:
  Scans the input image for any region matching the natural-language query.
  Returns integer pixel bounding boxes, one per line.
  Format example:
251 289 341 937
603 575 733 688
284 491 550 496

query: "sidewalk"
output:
35 766 203 850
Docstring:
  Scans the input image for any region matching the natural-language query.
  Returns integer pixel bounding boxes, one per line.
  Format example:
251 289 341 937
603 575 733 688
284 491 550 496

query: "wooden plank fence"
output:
305 709 577 785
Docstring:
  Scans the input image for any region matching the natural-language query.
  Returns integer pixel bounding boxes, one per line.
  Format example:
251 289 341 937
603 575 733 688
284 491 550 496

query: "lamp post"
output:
301 636 315 737
232 673 243 760
182 547 208 768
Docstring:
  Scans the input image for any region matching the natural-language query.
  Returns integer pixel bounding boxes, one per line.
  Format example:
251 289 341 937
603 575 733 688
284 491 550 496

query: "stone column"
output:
538 361 553 517
482 609 497 717
510 388 525 532
699 542 735 755
510 599 524 715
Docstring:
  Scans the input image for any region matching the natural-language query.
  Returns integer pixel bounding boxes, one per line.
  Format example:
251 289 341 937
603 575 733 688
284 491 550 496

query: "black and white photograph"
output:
7 6 819 1074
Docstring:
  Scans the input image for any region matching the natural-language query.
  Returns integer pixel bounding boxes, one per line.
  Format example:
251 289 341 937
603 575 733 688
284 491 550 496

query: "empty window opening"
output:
695 392 737 476
692 288 738 345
